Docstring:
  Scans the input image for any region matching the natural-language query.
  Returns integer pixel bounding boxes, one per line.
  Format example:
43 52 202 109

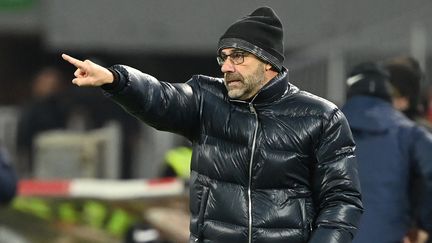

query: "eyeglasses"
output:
217 51 250 66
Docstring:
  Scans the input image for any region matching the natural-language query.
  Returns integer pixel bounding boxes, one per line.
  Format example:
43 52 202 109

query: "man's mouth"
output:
226 79 242 87
225 73 243 88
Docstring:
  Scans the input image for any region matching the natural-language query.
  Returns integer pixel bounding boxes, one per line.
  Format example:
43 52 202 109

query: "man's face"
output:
219 48 266 100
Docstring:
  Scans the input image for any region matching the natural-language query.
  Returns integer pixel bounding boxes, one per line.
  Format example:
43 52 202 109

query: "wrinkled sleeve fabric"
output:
102 65 201 140
309 109 363 243
410 126 432 233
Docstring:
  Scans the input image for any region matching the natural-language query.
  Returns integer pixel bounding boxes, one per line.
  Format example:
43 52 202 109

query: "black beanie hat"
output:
346 62 393 102
217 6 284 71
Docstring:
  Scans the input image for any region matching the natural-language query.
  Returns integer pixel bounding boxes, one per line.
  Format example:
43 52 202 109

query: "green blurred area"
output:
0 197 172 243
0 196 188 243
1 198 122 243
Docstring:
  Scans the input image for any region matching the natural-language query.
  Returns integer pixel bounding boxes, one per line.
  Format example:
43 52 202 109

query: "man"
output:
342 62 432 243
63 7 363 243
16 67 69 177
385 56 432 243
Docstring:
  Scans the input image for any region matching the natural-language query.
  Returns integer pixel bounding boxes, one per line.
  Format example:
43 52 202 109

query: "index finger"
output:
62 53 85 69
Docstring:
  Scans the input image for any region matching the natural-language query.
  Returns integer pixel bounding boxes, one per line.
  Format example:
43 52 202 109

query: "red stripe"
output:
18 180 71 196
147 177 177 185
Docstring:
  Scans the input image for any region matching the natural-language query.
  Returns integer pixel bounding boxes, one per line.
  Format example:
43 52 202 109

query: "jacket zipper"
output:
248 102 259 243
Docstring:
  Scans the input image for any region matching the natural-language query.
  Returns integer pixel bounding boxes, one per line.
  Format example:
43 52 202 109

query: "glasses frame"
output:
217 51 250 66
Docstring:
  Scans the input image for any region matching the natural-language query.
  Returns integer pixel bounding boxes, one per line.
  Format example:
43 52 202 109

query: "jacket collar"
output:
249 67 290 105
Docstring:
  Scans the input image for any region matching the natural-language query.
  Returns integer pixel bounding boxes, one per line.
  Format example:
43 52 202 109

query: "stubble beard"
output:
225 64 266 100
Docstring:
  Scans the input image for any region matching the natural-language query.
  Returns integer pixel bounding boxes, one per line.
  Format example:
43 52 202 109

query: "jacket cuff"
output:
101 68 125 93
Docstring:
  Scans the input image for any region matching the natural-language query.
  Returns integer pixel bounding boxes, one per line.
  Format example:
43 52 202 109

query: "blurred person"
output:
385 56 432 131
16 66 69 177
386 56 432 243
16 65 140 179
0 144 17 205
62 6 363 243
342 62 432 243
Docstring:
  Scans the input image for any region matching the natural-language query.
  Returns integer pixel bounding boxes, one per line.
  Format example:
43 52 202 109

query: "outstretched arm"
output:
61 54 114 87
62 54 202 139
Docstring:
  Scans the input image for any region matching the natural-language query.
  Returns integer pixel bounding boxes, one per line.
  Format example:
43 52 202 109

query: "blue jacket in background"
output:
0 147 17 204
342 96 432 243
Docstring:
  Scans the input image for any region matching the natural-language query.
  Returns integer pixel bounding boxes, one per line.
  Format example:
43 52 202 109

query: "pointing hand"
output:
62 54 114 87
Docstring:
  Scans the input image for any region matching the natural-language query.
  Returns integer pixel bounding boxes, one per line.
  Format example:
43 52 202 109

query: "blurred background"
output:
0 0 432 242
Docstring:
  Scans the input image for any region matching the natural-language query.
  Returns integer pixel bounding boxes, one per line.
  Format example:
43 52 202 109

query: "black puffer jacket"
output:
104 66 363 243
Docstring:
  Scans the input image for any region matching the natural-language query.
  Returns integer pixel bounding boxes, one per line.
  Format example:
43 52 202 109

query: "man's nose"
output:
221 59 235 73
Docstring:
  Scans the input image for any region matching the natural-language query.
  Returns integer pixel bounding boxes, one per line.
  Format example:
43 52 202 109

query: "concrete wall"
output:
1 0 431 55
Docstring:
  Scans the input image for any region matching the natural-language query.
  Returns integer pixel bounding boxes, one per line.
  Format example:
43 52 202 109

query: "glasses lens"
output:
216 51 247 66
230 52 244 65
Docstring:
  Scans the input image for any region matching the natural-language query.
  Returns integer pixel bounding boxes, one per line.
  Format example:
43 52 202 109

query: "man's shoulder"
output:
188 75 226 95
287 88 339 117
190 74 224 86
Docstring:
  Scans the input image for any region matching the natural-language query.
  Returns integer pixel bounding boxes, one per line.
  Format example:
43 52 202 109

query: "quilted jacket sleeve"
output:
102 65 201 140
309 109 363 243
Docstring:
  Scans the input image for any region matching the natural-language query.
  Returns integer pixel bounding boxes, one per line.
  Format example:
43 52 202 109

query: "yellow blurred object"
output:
165 146 192 179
